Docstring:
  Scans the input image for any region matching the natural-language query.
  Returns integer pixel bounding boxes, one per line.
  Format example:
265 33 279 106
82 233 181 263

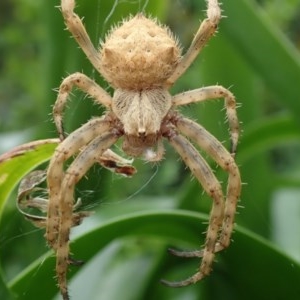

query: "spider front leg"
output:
60 0 102 72
55 132 120 300
163 132 226 287
53 72 112 140
46 116 112 249
173 86 239 155
166 0 221 87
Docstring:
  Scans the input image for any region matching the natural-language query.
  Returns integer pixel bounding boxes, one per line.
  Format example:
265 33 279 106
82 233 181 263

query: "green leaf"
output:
0 273 12 300
8 210 300 300
222 0 300 120
0 139 59 218
238 114 300 163
0 139 59 299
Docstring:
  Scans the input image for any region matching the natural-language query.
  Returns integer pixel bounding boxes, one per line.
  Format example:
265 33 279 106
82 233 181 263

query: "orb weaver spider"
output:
22 0 241 298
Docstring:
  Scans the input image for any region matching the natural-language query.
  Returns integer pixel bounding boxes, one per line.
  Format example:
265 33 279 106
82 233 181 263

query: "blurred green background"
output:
1 0 300 299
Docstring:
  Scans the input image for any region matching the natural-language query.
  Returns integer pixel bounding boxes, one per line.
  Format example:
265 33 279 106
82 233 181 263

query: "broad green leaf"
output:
0 139 58 299
0 273 12 300
8 210 300 300
0 139 59 217
222 0 300 120
238 114 300 163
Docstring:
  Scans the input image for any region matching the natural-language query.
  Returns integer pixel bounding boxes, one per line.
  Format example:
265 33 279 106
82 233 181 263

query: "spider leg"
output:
176 116 241 256
46 115 112 250
56 132 119 300
60 0 102 72
164 132 226 287
165 0 221 87
54 72 112 140
172 86 239 155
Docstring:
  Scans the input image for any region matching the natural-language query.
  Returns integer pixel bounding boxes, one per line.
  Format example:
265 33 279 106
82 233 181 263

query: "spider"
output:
45 0 241 299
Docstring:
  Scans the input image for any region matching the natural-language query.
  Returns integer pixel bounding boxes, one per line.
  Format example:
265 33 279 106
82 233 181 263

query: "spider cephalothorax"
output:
27 0 242 299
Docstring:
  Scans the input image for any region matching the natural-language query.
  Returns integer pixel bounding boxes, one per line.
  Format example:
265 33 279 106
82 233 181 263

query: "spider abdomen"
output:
100 14 181 89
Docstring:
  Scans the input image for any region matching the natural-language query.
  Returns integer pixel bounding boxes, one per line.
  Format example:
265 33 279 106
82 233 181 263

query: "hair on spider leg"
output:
201 220 210 226
167 247 204 258
236 102 243 109
235 206 244 213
